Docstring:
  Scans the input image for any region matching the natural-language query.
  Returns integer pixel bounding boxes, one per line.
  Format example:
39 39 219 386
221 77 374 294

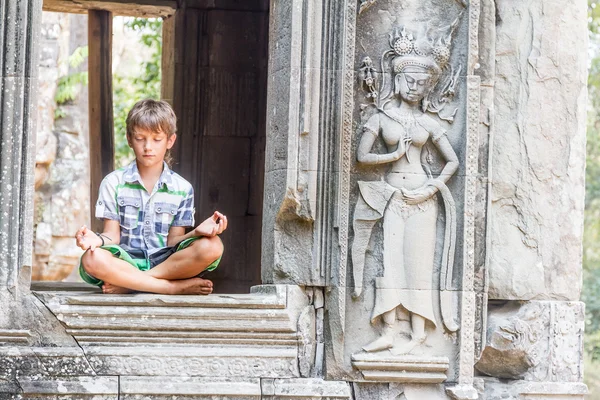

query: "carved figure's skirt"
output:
371 192 438 326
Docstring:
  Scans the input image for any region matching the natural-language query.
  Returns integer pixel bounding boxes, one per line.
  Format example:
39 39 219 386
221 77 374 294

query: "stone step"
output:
22 285 312 378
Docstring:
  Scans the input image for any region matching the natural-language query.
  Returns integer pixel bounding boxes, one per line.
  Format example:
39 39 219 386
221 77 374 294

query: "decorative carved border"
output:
337 0 482 391
336 0 358 327
456 76 480 386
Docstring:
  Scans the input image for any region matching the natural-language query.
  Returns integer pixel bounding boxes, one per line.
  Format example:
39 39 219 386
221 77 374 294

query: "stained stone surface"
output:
482 378 587 400
488 0 587 301
476 301 584 382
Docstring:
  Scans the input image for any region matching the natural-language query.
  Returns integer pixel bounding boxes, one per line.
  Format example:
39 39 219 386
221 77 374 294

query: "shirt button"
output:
157 207 162 212
145 221 150 225
120 201 125 205
135 203 140 207
99 201 103 205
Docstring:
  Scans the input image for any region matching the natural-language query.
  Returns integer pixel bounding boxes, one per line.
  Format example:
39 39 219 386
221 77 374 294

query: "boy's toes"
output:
102 283 133 294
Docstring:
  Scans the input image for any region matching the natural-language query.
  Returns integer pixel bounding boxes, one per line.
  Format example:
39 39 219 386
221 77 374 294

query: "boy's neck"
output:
136 159 164 192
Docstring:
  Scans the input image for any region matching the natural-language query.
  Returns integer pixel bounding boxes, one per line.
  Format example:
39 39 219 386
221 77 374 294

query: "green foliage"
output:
585 0 600 384
54 46 89 119
113 17 162 168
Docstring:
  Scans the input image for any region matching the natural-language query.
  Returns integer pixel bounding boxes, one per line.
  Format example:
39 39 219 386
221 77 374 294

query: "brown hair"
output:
126 99 177 166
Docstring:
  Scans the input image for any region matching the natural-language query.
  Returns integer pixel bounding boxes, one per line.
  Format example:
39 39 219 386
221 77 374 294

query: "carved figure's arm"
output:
431 133 459 184
357 113 405 165
401 122 459 205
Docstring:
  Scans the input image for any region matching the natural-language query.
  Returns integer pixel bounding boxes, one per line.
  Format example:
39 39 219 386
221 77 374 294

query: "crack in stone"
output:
31 292 99 376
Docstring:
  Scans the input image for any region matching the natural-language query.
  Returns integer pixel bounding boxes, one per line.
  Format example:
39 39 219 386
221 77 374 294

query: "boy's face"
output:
128 127 176 169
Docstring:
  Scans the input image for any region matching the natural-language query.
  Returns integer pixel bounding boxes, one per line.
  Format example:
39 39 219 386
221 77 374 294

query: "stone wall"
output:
33 11 90 282
0 0 590 399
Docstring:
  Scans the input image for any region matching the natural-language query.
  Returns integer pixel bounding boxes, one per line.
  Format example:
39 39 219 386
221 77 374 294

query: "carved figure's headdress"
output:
359 17 462 121
388 27 452 77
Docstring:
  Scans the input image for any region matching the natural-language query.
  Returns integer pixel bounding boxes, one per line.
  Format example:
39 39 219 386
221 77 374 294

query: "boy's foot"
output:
170 277 213 295
102 283 133 294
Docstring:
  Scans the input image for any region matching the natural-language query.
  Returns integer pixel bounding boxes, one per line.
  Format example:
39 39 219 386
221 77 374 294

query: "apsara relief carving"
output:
351 20 462 356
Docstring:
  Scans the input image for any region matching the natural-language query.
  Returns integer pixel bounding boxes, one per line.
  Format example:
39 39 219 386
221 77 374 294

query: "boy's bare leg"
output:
82 248 213 295
102 236 223 294
147 236 224 280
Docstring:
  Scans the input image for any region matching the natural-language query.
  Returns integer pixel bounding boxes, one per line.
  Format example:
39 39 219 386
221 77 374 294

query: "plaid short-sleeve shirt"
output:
95 161 195 255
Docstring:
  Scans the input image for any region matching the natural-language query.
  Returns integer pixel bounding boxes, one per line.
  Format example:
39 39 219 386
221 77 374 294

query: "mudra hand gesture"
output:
194 211 228 237
74 225 103 252
401 184 437 205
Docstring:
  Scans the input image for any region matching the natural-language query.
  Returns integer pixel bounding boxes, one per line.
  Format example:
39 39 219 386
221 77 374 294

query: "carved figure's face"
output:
395 67 434 103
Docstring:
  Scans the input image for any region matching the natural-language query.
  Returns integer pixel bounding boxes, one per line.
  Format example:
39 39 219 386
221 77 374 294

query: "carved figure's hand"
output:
74 225 102 252
391 147 404 161
401 185 437 205
194 211 228 237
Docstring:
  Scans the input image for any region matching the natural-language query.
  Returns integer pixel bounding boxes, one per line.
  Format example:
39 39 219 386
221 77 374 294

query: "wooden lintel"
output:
88 10 115 232
43 0 177 18
185 0 268 11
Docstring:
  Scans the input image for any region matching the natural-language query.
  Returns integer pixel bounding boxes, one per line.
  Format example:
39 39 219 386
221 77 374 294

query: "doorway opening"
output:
35 1 269 294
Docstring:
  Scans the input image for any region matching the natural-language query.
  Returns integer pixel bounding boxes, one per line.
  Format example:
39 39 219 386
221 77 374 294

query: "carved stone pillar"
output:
264 0 587 398
0 0 42 322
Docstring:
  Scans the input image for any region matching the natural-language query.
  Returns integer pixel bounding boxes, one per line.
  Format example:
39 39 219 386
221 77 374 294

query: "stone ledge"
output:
21 285 309 378
85 346 299 377
0 330 31 345
121 376 261 398
0 376 351 399
351 353 449 383
483 378 588 399
33 285 301 347
261 378 352 399
17 376 118 396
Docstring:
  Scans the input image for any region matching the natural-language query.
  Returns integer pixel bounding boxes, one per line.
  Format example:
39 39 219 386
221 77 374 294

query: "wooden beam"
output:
160 12 177 105
88 10 115 232
185 0 268 11
43 0 176 18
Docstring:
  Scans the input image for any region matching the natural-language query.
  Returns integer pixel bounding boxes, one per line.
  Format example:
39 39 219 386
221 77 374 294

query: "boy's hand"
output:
194 211 228 237
75 225 102 252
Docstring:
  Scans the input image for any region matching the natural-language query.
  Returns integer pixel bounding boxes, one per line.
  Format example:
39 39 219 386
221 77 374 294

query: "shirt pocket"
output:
117 196 141 230
154 202 177 236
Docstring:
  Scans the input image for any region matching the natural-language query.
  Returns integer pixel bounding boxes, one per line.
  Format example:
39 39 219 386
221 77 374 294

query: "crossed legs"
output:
80 236 223 295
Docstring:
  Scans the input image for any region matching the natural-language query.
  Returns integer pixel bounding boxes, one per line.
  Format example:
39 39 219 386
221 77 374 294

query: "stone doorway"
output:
40 0 269 293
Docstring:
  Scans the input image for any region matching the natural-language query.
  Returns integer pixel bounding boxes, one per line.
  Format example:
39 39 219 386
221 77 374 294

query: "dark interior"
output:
171 1 269 293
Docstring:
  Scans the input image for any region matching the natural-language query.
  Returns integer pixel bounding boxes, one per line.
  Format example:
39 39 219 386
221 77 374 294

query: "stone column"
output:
0 0 42 318
476 0 588 397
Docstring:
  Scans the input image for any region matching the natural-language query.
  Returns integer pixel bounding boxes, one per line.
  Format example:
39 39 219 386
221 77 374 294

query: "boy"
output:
75 99 226 295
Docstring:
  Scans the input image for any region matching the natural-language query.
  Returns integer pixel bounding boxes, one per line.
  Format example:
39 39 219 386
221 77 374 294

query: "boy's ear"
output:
167 133 177 149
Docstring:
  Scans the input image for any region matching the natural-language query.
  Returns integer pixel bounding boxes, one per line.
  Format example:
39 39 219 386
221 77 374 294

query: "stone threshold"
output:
1 376 353 399
21 284 311 378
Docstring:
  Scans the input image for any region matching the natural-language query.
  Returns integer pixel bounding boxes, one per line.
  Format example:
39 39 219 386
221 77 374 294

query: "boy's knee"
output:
81 249 110 277
192 236 223 261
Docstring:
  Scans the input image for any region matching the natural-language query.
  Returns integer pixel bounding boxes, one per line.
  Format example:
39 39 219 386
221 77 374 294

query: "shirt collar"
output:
123 161 175 191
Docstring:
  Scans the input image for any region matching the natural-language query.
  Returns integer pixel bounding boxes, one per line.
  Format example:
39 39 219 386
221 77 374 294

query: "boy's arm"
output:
100 219 121 245
166 226 193 247
74 219 120 251
166 211 228 247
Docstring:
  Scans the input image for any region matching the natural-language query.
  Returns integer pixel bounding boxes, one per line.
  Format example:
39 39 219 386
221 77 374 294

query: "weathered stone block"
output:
261 378 351 399
488 0 587 301
476 301 584 382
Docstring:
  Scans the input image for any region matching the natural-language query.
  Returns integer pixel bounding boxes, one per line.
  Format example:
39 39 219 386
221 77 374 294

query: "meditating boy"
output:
75 99 226 295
